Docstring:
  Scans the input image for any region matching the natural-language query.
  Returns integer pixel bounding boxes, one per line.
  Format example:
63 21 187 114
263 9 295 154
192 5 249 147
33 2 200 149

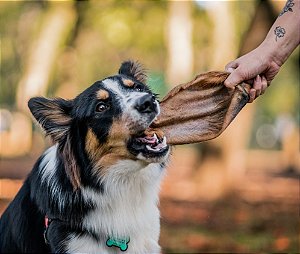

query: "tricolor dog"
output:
0 61 170 253
0 60 250 253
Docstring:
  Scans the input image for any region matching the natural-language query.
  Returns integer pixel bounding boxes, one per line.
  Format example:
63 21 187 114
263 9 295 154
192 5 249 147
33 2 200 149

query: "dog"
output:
0 61 170 253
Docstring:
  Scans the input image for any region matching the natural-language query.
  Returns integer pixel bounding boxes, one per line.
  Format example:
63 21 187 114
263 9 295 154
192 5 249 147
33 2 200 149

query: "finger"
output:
224 68 245 89
225 61 239 71
253 75 262 97
248 89 256 103
227 67 235 73
261 76 268 94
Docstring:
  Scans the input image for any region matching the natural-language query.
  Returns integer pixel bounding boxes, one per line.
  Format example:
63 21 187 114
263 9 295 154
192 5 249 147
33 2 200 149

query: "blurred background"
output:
0 0 299 253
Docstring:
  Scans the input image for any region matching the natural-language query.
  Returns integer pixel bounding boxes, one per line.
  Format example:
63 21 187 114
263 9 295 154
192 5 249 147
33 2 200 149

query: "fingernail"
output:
227 67 235 73
248 89 256 103
256 75 260 81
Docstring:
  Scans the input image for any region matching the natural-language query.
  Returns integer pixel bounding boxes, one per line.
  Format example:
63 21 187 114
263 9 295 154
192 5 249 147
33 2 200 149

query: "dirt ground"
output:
0 148 299 253
159 188 298 253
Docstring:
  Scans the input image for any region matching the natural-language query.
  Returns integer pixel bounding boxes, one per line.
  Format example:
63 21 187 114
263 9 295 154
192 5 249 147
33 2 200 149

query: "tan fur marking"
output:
36 100 71 142
123 79 135 87
39 101 71 125
63 135 81 190
85 122 135 177
85 129 102 160
96 89 109 100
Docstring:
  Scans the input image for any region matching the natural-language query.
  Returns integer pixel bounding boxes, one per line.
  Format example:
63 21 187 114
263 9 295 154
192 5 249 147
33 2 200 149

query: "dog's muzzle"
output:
127 130 169 160
134 94 159 115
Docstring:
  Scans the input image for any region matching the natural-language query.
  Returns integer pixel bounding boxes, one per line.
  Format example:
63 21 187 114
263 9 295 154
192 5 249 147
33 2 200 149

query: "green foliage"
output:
0 1 44 106
0 2 24 106
147 72 168 99
257 52 299 118
73 1 167 88
0 1 299 152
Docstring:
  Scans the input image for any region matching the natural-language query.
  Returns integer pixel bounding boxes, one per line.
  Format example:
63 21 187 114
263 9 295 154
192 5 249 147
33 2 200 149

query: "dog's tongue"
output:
137 129 168 151
150 71 250 145
137 135 157 144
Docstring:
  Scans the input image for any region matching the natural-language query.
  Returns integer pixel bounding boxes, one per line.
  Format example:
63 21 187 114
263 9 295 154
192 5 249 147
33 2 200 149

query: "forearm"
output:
261 0 300 66
224 0 299 98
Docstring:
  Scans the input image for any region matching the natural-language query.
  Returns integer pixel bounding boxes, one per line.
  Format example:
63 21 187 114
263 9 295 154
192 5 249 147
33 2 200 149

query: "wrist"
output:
259 39 285 67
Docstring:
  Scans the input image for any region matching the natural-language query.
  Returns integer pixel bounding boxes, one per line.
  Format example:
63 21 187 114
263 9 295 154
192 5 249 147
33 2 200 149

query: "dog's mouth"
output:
127 129 169 159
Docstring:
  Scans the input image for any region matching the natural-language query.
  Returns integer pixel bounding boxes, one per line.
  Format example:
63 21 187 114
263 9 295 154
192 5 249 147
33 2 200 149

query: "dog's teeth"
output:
146 145 159 152
146 145 153 151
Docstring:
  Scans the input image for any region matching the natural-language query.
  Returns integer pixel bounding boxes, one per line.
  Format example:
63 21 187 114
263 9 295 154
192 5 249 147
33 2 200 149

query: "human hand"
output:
224 44 281 103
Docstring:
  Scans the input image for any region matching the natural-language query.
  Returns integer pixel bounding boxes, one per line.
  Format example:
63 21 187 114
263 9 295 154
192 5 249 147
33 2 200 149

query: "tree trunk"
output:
209 0 278 192
165 0 193 87
2 3 77 157
16 2 77 112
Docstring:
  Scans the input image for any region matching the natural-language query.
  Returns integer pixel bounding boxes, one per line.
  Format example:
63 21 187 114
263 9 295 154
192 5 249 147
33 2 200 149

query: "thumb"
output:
224 68 245 89
225 60 238 71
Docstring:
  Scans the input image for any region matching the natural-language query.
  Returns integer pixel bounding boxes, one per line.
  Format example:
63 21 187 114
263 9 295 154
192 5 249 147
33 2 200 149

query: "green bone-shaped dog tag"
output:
106 236 130 251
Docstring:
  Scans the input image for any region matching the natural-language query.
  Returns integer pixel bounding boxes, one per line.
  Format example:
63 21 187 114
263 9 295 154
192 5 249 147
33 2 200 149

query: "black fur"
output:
0 68 120 253
0 61 160 253
0 147 97 252
118 60 147 84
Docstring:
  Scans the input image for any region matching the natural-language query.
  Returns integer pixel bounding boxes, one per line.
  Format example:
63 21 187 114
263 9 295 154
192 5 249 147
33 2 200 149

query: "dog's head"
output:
28 61 169 189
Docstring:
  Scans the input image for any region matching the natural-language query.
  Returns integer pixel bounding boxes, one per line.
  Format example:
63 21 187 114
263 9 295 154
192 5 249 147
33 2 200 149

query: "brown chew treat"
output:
144 128 165 140
150 71 250 145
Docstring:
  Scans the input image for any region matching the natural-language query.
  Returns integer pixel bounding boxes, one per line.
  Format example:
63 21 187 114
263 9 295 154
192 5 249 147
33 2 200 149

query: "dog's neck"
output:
75 160 164 253
38 145 165 253
81 160 164 236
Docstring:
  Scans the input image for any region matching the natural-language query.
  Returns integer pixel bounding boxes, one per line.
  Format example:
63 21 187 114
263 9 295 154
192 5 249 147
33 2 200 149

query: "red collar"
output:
44 216 53 244
44 216 64 244
44 215 55 244
44 216 51 228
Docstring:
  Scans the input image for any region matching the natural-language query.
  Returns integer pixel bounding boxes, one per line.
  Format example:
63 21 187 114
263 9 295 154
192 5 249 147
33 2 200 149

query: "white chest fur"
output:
66 160 164 254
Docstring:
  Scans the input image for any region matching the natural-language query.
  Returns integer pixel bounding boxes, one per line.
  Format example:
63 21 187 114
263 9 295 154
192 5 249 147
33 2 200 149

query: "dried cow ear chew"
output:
150 71 250 145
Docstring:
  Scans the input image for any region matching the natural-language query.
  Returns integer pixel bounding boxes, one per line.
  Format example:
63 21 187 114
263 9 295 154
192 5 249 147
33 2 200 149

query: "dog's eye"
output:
134 84 143 92
95 102 109 112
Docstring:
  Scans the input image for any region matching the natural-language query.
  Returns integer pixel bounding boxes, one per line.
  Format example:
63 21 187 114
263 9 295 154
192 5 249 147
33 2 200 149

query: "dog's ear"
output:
28 97 73 142
151 71 250 145
28 97 81 189
119 60 147 84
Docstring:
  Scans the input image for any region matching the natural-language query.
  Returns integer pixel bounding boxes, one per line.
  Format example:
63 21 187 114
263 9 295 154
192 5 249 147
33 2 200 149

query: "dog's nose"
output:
135 94 157 113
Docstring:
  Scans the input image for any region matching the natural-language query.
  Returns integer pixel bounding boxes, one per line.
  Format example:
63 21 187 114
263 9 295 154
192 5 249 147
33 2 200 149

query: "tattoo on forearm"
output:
274 26 286 41
279 0 294 16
